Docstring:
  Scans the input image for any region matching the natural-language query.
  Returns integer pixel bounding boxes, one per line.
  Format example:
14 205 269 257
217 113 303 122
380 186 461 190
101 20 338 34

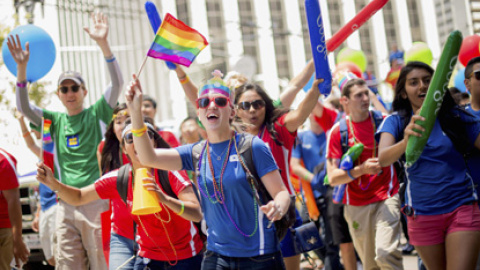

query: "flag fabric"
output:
43 118 52 144
147 13 208 67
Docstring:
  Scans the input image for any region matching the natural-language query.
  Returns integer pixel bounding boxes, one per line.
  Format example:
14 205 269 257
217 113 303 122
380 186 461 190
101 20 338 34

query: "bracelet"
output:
22 131 30 137
347 170 355 180
131 125 147 137
17 81 27 88
105 56 116 63
179 75 189 85
304 173 310 181
176 201 185 216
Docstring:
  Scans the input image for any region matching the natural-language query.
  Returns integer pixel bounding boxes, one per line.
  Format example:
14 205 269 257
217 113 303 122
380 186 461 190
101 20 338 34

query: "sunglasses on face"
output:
237 99 266 111
58 85 81 94
196 96 230 109
469 70 480 80
123 130 155 144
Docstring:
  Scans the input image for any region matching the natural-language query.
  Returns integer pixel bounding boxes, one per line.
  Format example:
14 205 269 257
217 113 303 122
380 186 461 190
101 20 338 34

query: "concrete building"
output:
8 0 478 125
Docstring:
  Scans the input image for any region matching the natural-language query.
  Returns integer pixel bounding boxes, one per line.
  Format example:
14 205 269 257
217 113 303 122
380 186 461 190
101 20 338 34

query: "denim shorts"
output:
109 233 136 270
201 250 285 270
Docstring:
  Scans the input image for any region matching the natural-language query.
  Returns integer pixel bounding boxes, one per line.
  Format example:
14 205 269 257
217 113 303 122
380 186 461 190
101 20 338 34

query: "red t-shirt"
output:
314 106 339 132
94 168 203 261
98 141 133 239
0 149 19 229
260 114 297 194
326 114 398 206
158 130 180 148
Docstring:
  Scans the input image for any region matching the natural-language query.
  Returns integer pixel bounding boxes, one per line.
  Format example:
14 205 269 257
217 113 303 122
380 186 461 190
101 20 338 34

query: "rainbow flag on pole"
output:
43 118 52 144
147 13 208 67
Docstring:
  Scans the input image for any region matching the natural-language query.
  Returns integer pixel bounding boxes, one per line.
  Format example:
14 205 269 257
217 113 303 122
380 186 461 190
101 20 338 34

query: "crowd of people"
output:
1 11 480 270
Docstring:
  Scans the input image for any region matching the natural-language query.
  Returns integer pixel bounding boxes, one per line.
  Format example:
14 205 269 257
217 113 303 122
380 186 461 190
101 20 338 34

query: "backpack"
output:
116 164 207 242
192 133 296 241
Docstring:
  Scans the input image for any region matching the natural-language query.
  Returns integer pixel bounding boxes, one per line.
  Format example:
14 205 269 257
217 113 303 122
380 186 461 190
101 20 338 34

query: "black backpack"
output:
191 133 296 241
116 164 207 242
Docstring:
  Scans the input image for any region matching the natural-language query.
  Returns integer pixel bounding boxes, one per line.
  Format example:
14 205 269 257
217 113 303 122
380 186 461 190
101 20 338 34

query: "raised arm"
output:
83 12 124 108
279 59 315 109
125 74 184 170
283 79 323 132
175 65 198 106
4 188 30 266
17 115 41 158
377 114 425 167
8 35 43 126
36 163 100 206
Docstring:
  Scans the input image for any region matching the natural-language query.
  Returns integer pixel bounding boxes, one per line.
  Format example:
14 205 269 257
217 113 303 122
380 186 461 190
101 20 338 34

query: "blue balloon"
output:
144 1 176 70
305 0 332 95
2 24 56 82
454 68 467 93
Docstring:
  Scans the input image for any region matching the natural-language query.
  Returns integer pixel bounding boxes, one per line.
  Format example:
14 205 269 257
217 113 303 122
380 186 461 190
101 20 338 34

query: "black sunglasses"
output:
469 70 480 80
196 97 230 109
237 99 266 111
124 130 156 144
58 85 81 94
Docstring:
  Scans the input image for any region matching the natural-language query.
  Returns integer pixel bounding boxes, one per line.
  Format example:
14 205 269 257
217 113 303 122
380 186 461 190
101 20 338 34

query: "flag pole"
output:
136 55 149 78
40 117 44 162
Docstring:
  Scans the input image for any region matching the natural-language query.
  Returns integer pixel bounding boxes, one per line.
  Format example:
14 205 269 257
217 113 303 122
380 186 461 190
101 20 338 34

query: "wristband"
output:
176 201 185 216
105 56 116 63
179 75 189 85
22 131 30 137
17 81 27 88
347 170 355 180
304 174 311 181
131 125 147 137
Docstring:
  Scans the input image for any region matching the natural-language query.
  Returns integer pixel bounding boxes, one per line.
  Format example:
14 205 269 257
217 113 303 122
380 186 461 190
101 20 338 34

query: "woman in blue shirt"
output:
124 72 291 270
377 61 480 269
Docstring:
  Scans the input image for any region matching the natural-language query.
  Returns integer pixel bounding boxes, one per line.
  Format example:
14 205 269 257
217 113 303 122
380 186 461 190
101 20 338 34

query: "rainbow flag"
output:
147 13 208 67
43 119 52 144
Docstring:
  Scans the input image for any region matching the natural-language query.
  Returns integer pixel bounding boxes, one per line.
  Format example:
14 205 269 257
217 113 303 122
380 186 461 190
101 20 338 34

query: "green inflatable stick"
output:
405 30 463 167
324 143 364 185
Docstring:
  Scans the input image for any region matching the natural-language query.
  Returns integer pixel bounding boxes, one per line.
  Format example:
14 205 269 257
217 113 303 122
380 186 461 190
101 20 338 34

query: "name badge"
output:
229 155 239 162
66 134 80 147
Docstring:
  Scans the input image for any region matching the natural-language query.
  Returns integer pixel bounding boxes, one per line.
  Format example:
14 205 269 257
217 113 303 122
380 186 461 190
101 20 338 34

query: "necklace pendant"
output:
217 156 221 161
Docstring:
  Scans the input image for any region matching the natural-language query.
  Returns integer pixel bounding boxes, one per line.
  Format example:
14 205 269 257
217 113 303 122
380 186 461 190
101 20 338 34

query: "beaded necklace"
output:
347 111 376 190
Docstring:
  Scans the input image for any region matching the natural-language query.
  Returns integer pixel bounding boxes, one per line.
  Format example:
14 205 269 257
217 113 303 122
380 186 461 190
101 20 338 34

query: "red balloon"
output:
459 35 480 67
334 61 363 78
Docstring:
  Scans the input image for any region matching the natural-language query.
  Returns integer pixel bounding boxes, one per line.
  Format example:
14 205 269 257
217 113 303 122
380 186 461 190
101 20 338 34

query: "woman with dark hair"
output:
377 61 480 269
37 118 204 270
234 80 323 270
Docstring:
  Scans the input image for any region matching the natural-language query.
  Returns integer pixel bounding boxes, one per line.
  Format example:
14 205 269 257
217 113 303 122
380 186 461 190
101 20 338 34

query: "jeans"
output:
133 253 202 270
109 233 136 270
201 250 285 270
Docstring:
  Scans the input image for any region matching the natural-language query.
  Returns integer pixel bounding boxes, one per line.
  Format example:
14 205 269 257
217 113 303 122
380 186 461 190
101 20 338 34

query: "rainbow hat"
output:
337 71 358 91
199 70 233 100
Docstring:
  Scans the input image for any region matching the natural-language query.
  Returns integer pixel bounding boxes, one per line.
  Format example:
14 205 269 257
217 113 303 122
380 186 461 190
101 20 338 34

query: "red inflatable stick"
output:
326 0 389 52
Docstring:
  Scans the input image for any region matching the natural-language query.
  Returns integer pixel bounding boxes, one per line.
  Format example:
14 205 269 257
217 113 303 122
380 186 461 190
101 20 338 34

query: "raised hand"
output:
36 162 58 190
125 74 143 116
83 12 109 44
403 114 425 142
6 35 29 67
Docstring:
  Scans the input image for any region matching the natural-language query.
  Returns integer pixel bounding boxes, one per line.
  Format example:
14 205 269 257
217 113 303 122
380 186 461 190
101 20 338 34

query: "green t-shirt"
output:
34 97 113 188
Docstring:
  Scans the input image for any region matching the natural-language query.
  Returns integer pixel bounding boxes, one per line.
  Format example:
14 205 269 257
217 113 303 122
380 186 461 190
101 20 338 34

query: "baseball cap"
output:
58 71 85 86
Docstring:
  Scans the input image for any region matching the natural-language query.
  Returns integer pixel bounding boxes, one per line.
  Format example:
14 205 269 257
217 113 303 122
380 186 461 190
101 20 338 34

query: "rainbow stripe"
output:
147 13 208 67
43 119 52 143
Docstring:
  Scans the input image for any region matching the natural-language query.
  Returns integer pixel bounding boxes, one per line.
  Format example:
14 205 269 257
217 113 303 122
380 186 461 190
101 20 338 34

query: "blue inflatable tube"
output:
145 1 176 70
305 0 332 95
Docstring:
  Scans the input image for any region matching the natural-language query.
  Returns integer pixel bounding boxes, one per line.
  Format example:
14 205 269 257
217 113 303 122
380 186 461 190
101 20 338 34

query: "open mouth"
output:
207 114 219 121
418 93 426 98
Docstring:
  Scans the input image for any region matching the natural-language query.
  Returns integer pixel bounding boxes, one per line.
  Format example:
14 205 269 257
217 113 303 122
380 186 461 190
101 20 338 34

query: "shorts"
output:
326 188 352 245
280 209 303 257
39 204 57 260
407 203 480 246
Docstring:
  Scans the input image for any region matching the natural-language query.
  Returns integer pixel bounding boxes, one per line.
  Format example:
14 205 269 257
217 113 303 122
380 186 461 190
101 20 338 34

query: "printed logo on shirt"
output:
66 134 80 147
229 155 239 162
303 144 312 149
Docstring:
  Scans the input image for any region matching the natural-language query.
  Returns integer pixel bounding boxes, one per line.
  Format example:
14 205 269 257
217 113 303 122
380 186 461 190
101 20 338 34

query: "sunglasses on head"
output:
196 96 230 109
237 99 266 111
58 85 81 94
469 70 480 80
124 130 156 144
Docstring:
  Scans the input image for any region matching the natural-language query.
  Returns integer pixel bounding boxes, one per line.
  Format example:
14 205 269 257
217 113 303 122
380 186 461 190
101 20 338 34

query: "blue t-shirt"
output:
377 114 478 215
292 131 327 198
176 134 280 257
39 183 56 211
464 105 480 192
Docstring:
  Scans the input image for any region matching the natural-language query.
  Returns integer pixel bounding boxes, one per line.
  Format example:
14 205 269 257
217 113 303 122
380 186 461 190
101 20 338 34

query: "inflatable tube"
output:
333 143 364 204
305 0 332 95
145 1 176 70
405 30 463 166
326 0 389 52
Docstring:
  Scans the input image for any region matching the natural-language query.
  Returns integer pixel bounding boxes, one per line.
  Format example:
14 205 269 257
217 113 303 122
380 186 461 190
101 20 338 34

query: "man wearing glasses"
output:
9 13 123 270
